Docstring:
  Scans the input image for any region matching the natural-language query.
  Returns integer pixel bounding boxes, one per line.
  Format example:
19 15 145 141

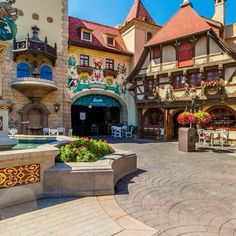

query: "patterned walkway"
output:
114 142 236 236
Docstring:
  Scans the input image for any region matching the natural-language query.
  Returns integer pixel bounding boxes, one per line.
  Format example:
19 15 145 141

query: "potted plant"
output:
194 111 211 128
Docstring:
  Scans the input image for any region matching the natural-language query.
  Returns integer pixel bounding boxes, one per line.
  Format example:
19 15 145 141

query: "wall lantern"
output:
88 105 92 109
54 103 61 112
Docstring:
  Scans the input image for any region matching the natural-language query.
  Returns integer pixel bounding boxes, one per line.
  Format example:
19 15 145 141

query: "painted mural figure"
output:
0 0 18 41
117 63 127 93
92 59 104 83
67 55 78 91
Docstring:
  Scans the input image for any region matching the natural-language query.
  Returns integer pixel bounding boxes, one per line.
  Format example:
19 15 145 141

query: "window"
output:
188 72 201 88
107 37 114 46
178 42 193 68
206 70 219 82
105 58 114 70
82 31 91 41
144 79 156 96
40 66 52 80
208 107 236 128
172 75 185 89
16 63 30 78
147 32 153 41
153 47 160 59
80 55 89 67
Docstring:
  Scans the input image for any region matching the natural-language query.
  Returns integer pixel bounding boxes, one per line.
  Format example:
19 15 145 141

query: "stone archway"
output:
19 102 50 134
72 89 128 124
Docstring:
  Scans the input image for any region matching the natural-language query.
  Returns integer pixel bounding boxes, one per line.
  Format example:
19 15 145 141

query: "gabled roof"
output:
69 17 133 56
124 0 155 25
145 3 211 46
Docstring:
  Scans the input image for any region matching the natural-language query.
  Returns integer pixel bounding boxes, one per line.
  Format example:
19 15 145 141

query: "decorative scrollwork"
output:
0 164 40 188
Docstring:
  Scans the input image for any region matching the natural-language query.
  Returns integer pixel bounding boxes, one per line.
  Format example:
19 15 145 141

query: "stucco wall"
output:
162 46 176 63
14 0 64 52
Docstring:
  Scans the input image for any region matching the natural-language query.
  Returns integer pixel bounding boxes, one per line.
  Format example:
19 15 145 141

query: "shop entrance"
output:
72 95 121 136
173 110 184 139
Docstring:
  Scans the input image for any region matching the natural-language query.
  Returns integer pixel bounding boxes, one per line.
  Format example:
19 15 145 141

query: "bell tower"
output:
212 0 226 25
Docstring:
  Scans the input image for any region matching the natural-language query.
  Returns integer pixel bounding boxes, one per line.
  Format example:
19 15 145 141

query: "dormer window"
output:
104 33 116 47
107 37 114 46
83 31 91 40
80 28 93 42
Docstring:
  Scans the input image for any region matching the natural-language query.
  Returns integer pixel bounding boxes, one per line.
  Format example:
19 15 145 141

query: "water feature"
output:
0 99 18 150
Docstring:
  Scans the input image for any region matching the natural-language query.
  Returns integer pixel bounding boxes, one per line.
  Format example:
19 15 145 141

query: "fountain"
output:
0 98 18 150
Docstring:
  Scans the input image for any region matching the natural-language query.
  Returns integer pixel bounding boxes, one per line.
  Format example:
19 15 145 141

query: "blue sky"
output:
69 0 236 27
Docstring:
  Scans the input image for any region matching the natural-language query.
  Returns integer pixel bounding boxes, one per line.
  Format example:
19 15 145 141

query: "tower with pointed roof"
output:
120 0 161 67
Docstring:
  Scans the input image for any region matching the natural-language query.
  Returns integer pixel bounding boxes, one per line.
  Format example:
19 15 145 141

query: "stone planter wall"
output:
43 150 137 197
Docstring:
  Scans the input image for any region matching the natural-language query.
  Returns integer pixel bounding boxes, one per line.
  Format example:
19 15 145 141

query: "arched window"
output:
207 107 236 128
178 42 193 68
147 32 153 42
16 63 30 78
40 65 52 80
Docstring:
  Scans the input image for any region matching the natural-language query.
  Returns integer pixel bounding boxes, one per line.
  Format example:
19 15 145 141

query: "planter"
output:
178 127 196 152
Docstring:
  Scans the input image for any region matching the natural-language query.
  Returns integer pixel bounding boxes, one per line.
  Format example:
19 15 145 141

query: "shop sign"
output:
80 112 86 121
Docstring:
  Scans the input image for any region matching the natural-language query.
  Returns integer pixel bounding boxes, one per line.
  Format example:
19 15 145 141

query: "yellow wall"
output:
14 0 64 52
69 46 132 75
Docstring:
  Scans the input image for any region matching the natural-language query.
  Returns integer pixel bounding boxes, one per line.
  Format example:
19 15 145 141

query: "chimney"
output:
212 0 226 25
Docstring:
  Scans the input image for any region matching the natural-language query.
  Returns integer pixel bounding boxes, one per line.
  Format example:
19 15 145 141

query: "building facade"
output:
128 0 236 142
67 0 160 136
1 0 70 134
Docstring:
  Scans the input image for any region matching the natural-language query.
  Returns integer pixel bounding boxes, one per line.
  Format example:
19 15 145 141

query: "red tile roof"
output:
145 3 211 46
69 17 133 55
125 0 155 25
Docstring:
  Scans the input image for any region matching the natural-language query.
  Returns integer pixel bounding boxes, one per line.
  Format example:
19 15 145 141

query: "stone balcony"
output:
11 77 57 100
77 65 93 75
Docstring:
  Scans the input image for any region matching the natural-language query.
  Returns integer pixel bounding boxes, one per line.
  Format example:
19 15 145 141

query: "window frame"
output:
107 37 114 46
81 29 92 42
172 74 185 89
178 42 193 68
80 54 90 67
105 58 114 70
205 70 219 82
188 72 201 88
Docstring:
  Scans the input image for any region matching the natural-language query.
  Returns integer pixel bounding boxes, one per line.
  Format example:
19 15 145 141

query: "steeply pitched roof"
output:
124 0 155 25
145 3 211 46
69 17 133 56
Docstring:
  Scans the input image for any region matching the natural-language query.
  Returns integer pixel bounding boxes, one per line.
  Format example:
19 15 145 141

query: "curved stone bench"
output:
43 150 137 197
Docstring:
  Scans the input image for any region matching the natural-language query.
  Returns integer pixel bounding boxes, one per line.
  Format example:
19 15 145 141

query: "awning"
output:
73 95 121 108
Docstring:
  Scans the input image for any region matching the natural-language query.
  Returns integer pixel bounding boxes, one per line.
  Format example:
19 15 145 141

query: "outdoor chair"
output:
215 129 229 147
43 128 50 135
68 129 73 136
121 126 128 137
125 126 133 139
198 129 213 146
111 126 117 137
57 127 66 135
49 128 59 136
8 128 18 136
114 127 122 138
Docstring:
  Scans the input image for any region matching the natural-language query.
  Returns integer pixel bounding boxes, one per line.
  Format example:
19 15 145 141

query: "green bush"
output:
56 137 114 163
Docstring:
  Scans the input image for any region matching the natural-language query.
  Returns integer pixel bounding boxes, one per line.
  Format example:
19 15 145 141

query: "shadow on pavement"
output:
0 197 79 220
115 169 146 195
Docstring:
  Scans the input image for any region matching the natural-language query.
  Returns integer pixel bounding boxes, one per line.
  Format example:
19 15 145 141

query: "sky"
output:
69 0 236 27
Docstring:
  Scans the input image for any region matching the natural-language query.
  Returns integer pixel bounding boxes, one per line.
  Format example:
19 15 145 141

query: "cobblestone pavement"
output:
113 141 236 236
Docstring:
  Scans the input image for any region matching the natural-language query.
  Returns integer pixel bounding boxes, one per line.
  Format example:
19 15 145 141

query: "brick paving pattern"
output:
114 141 236 236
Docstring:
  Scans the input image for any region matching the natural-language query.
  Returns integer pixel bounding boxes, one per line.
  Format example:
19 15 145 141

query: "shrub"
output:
56 137 114 163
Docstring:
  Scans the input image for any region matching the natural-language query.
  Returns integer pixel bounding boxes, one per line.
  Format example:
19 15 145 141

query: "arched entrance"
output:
72 91 128 136
141 108 164 137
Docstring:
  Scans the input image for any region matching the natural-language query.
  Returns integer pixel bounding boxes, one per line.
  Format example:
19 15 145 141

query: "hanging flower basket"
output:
194 111 211 125
177 112 197 125
177 111 211 126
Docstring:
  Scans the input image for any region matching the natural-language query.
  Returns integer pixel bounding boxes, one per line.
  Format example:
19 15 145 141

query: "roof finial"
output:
181 0 193 8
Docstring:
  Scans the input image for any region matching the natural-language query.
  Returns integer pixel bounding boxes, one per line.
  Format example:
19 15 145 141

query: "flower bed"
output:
56 137 114 163
177 111 211 125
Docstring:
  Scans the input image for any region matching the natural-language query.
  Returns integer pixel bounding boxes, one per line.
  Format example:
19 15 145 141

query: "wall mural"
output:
67 55 127 95
0 0 18 41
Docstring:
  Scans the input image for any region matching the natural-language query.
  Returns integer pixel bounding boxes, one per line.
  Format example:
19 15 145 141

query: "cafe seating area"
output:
111 125 134 139
197 128 229 147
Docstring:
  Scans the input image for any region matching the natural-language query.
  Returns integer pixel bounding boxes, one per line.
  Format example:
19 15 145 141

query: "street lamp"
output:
189 88 199 113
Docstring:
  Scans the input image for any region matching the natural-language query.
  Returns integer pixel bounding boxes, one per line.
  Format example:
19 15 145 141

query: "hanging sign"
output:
80 112 86 121
0 116 2 131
